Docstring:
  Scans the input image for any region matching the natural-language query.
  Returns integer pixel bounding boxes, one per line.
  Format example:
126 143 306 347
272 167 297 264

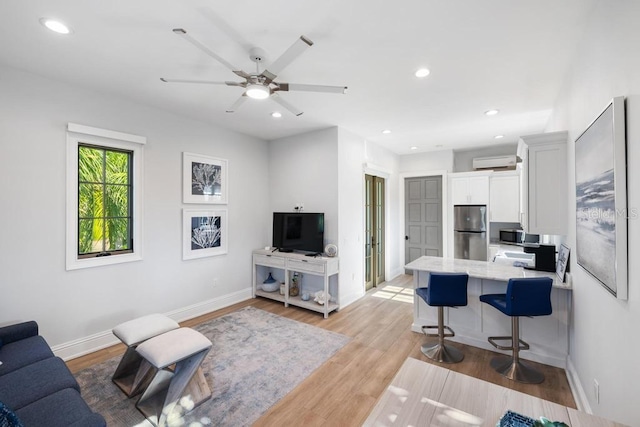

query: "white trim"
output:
66 124 145 270
399 170 449 269
52 287 252 361
363 162 392 178
67 122 146 145
566 356 592 413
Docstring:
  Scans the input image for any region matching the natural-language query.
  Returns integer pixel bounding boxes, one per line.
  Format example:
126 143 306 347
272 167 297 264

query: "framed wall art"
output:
183 209 228 260
574 96 628 299
556 244 570 283
183 152 228 204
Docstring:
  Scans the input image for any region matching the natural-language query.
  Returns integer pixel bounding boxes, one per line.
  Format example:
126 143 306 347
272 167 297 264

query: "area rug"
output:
75 306 350 426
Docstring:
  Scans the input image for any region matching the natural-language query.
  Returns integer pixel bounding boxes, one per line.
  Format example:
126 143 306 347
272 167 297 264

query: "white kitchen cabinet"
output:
489 171 520 222
450 173 489 205
518 131 568 235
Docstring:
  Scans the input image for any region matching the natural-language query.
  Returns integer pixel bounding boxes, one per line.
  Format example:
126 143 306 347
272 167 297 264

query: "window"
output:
78 144 132 257
66 123 145 270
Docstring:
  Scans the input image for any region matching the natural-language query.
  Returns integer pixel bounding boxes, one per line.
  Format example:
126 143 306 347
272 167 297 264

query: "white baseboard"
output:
52 287 253 361
566 356 592 413
339 290 366 310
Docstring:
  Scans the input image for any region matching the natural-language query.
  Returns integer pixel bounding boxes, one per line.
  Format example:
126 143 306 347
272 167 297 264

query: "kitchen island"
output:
405 256 571 368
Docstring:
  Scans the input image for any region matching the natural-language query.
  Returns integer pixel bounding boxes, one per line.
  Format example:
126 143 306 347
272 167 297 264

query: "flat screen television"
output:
272 212 324 254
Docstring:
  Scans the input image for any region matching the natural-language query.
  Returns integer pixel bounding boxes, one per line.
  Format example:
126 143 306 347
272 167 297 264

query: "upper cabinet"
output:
451 173 490 205
518 131 568 235
489 171 520 222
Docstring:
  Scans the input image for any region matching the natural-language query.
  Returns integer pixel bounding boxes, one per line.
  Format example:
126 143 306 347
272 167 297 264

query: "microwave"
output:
499 229 539 244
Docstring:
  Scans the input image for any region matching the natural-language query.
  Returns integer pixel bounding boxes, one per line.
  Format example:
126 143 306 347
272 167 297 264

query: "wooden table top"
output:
363 357 624 427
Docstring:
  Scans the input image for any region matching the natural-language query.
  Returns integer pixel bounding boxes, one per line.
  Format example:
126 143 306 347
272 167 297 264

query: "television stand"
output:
252 249 339 318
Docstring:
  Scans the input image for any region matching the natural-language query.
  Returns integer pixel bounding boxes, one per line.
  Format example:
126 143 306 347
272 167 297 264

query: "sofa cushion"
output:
0 357 79 411
0 399 24 427
0 336 54 377
15 389 105 427
0 322 37 346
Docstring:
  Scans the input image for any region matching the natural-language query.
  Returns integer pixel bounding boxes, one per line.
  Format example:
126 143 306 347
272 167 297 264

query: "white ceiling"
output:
0 0 597 154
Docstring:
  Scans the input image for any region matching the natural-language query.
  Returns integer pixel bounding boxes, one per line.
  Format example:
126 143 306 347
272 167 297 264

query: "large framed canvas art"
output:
574 96 628 299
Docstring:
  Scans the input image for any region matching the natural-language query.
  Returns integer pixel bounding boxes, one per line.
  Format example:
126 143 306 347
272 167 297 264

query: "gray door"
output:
405 176 442 272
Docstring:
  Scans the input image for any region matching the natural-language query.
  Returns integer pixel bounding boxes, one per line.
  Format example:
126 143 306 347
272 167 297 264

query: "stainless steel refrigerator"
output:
453 205 487 261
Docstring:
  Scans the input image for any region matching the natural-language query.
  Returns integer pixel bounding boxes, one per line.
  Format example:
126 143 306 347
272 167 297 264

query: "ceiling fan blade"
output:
262 36 313 81
271 93 303 116
160 78 244 86
277 83 347 94
173 28 249 77
226 95 247 113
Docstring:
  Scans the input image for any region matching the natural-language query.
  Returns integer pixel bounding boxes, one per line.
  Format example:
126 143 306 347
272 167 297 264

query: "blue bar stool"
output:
480 277 553 384
415 273 468 363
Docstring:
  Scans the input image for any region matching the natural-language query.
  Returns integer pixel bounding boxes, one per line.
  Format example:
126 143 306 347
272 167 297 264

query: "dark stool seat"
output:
480 277 553 384
416 273 468 363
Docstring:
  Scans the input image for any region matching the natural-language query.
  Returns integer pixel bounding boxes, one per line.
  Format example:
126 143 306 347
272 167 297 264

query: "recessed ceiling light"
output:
484 109 499 116
415 68 431 78
40 18 72 34
494 134 504 139
382 129 392 134
271 112 282 118
410 146 418 150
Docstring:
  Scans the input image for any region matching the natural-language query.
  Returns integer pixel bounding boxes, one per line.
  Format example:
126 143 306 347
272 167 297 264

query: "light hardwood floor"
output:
66 274 576 426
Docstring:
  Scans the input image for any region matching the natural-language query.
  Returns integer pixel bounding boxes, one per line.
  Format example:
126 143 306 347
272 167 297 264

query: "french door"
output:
365 174 385 291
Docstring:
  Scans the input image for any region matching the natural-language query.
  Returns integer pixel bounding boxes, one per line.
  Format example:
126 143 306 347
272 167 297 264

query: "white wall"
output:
453 143 518 172
269 128 400 307
363 139 402 279
545 1 640 423
337 129 366 306
399 149 454 173
0 65 269 352
267 127 339 246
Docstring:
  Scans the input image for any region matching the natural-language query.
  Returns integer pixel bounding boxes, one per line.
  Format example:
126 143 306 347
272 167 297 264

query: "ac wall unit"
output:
472 154 518 170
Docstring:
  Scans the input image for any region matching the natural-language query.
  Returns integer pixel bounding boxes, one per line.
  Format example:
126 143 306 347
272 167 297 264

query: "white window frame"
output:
66 123 145 270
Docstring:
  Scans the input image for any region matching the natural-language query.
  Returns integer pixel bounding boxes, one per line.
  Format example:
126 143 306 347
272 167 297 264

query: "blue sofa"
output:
0 321 105 427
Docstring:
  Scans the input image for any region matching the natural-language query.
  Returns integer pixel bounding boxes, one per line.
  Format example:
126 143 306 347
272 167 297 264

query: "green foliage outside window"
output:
78 145 132 256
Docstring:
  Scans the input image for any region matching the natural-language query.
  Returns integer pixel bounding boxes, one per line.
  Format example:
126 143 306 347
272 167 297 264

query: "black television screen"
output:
272 212 324 253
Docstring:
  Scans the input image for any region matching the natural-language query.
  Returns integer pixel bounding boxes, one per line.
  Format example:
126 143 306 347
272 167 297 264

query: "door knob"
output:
405 236 409 240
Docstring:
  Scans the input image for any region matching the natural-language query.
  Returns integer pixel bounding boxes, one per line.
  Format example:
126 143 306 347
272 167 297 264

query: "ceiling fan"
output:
161 29 347 116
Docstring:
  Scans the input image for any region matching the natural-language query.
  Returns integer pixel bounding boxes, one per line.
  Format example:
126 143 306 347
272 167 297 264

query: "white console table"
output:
252 249 339 318
405 256 572 368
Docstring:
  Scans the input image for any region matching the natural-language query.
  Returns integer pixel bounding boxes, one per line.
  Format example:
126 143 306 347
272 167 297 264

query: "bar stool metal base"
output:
421 342 464 364
490 355 545 384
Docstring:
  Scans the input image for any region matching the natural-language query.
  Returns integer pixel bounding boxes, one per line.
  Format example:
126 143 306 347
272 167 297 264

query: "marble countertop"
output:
405 256 571 290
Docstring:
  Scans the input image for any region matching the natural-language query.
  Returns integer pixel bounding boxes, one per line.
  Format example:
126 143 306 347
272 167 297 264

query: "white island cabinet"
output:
252 249 339 318
405 256 571 368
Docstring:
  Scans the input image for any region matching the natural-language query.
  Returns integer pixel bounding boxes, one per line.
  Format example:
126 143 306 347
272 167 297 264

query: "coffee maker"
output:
523 244 556 272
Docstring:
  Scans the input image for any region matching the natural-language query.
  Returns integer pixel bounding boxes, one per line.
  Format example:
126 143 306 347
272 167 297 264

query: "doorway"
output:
365 174 385 291
404 176 443 271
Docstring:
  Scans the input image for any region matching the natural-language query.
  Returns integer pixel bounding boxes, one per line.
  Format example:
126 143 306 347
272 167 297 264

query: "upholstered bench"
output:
111 314 180 397
135 328 212 427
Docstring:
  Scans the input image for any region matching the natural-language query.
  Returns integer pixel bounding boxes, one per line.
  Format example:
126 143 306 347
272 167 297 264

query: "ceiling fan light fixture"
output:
246 84 270 100
415 68 430 78
40 18 72 34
